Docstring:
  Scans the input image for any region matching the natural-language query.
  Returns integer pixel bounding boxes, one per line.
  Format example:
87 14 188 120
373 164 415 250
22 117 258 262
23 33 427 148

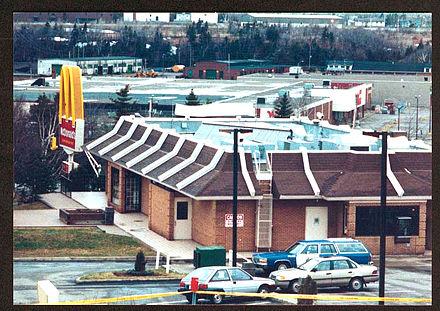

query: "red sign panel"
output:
59 118 76 150
225 214 244 227
331 82 361 89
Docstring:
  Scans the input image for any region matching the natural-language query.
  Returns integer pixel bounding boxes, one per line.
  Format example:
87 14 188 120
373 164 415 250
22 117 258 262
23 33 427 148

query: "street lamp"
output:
297 60 304 67
396 102 405 131
219 128 253 267
363 130 388 305
415 95 421 139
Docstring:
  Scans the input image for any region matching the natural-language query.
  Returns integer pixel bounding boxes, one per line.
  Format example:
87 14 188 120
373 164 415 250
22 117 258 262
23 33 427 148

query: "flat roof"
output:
39 56 141 62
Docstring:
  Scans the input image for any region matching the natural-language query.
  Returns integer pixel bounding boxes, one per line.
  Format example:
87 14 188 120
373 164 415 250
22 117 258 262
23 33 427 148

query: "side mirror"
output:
310 268 317 273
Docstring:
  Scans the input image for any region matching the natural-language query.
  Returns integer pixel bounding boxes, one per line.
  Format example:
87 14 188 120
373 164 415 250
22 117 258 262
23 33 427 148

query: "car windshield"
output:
182 267 215 282
297 258 321 271
285 242 303 254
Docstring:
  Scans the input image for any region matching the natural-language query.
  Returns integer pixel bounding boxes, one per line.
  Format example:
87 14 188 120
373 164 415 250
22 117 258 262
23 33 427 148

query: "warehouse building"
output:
326 60 432 75
37 57 143 76
241 13 343 28
85 116 431 255
183 59 289 80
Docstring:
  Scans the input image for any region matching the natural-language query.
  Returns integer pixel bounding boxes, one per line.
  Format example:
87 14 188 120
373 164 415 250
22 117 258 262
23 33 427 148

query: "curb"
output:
75 277 181 285
14 256 194 264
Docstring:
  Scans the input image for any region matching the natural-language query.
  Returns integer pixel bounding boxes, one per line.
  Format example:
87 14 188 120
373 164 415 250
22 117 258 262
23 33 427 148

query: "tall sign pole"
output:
232 129 238 267
379 132 387 305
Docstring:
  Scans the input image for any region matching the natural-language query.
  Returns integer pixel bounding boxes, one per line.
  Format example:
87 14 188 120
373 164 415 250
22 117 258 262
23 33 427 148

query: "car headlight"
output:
258 258 267 264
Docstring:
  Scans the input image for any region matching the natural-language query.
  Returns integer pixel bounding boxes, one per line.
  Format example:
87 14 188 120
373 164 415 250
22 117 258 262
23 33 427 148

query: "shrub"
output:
134 250 146 272
297 275 317 305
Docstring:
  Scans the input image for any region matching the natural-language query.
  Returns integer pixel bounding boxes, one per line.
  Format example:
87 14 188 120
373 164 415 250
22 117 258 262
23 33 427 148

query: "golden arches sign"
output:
59 66 84 126
58 65 85 152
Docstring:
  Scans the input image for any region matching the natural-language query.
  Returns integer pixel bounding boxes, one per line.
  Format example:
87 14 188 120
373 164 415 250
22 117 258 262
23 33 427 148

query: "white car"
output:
269 256 378 293
178 266 276 304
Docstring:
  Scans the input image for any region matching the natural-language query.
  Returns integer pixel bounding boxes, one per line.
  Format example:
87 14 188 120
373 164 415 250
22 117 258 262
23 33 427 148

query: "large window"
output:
355 206 419 236
125 171 141 212
111 168 120 205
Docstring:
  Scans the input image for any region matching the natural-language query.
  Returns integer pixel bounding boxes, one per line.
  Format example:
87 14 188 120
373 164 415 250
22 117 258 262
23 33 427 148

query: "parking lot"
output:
14 256 431 306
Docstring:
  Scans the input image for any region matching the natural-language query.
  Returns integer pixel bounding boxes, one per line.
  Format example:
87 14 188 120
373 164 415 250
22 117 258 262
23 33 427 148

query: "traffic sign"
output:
225 214 244 227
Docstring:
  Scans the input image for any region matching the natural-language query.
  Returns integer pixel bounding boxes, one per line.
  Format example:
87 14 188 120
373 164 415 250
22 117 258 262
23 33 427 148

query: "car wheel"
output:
349 277 364 291
258 285 270 299
210 293 224 304
275 262 289 270
289 279 301 294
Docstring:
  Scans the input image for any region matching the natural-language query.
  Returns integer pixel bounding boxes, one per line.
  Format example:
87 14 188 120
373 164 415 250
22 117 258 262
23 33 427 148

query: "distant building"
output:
183 59 289 80
174 13 191 22
349 18 385 28
190 13 219 24
123 13 171 23
13 12 121 23
326 60 432 75
241 13 343 28
37 56 142 76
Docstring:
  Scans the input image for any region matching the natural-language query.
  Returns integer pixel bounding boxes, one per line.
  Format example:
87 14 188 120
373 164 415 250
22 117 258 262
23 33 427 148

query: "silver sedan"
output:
178 266 276 304
269 256 379 293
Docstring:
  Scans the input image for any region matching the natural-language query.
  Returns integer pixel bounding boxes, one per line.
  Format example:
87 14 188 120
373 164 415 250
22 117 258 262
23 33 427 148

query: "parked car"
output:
178 266 276 304
269 256 379 293
252 238 373 273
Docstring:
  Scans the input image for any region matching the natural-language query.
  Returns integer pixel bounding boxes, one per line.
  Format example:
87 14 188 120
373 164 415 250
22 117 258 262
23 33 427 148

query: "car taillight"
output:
199 283 208 290
372 270 378 275
179 281 185 287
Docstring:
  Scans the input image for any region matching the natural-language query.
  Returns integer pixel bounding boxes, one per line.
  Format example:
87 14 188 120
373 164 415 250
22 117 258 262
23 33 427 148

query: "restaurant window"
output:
111 167 120 205
125 171 141 212
355 206 419 236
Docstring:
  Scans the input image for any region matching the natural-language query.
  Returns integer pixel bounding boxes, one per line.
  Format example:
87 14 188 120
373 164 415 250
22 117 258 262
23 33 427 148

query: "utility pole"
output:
415 95 420 139
228 53 231 79
232 129 238 267
363 130 388 306
308 42 312 70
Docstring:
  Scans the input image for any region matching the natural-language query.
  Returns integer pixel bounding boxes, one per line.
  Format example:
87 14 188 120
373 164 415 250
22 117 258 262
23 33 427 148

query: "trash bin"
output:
193 246 226 268
104 207 114 225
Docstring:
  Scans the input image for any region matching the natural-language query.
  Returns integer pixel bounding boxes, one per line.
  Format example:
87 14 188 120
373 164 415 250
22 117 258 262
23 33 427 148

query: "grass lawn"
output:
79 267 186 281
13 227 155 257
13 201 52 210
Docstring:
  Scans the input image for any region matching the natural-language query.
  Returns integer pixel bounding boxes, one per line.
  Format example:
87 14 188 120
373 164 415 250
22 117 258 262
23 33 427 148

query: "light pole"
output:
297 60 304 67
415 95 421 139
363 130 388 305
219 128 253 267
308 43 312 70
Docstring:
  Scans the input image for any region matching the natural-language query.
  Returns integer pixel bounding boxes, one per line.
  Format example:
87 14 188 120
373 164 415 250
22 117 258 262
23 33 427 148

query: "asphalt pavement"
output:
13 257 431 306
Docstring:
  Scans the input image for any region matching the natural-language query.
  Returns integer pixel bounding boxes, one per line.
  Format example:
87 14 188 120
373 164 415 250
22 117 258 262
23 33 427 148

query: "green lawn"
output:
13 227 155 257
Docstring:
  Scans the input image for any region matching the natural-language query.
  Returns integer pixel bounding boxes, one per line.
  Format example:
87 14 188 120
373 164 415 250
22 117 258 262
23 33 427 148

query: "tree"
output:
185 89 201 106
274 93 293 118
110 84 138 118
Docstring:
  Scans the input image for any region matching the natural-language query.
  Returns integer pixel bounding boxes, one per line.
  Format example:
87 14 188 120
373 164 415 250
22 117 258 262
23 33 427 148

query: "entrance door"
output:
305 206 328 240
174 200 192 239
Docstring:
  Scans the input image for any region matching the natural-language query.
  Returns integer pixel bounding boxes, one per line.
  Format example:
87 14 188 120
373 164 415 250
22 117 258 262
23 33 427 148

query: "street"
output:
14 257 431 306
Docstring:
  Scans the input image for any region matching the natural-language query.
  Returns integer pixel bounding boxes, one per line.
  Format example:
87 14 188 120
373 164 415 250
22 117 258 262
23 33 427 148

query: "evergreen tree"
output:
185 89 201 106
110 84 138 118
274 93 293 118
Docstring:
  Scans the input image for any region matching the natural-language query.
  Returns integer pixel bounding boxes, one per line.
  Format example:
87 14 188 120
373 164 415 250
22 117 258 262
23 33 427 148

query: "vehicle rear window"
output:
336 243 367 253
183 268 215 282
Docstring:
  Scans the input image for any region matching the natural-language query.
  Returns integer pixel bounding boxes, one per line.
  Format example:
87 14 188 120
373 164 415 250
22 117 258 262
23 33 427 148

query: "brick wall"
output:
140 177 150 216
149 183 174 240
426 200 431 250
214 200 257 251
347 201 427 255
192 200 216 245
272 200 344 251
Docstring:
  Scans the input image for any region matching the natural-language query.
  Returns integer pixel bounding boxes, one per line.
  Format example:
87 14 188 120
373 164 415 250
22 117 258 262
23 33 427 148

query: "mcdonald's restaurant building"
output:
85 116 432 255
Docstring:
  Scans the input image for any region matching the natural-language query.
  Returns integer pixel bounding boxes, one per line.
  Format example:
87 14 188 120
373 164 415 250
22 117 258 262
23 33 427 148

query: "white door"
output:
174 200 192 239
305 206 328 240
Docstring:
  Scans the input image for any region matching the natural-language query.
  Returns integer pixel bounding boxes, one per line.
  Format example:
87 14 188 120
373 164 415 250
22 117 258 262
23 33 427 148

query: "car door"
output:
309 260 333 287
228 268 256 293
296 244 319 266
330 259 354 287
209 269 234 293
320 243 337 257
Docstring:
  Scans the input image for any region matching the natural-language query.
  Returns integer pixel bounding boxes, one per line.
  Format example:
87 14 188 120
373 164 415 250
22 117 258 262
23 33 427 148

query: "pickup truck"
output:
252 238 373 273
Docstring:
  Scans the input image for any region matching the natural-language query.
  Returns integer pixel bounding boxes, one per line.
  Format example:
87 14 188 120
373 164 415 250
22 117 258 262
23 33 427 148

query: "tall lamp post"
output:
363 130 389 305
415 95 421 139
219 128 253 267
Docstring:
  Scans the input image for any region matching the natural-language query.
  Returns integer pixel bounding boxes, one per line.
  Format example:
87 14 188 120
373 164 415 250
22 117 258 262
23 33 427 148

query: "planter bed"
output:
59 208 105 225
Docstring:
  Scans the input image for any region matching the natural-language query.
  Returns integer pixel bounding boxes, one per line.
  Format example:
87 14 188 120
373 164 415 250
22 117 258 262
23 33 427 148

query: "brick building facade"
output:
87 116 431 255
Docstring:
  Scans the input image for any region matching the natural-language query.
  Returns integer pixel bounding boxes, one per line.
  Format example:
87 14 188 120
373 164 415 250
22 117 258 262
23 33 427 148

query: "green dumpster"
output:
193 246 226 268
